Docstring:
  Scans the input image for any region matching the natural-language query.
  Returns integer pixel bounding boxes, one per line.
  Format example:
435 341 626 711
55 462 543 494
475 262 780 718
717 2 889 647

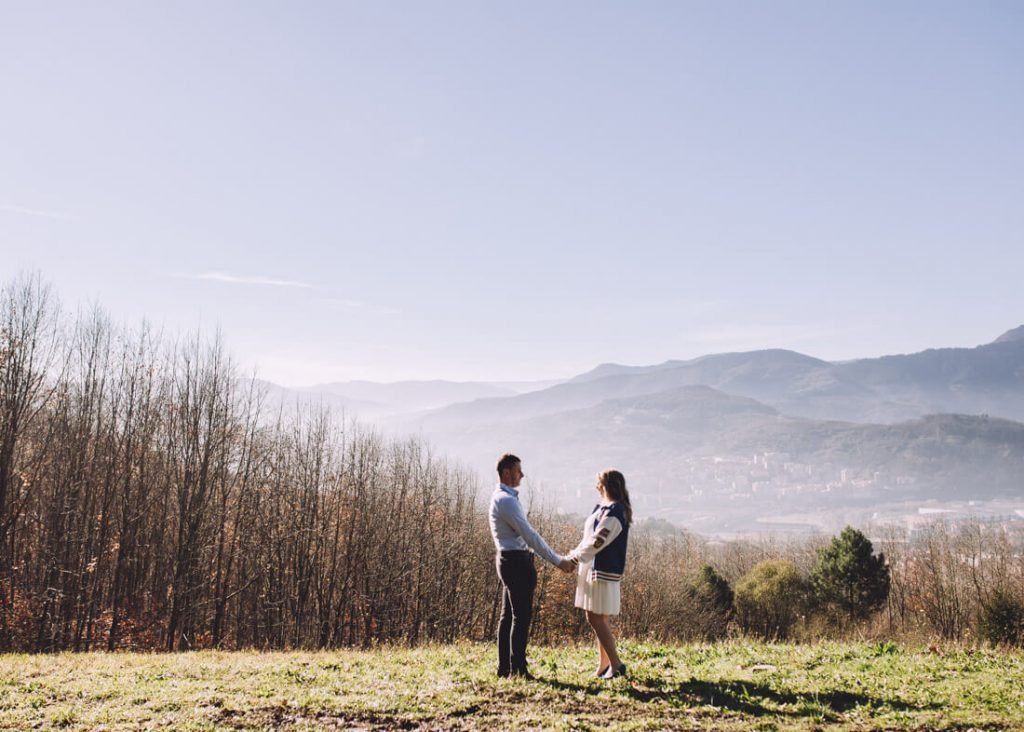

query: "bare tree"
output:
163 333 238 650
0 274 60 650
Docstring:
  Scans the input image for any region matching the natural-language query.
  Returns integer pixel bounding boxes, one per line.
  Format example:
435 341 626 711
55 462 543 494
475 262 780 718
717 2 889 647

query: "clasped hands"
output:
557 556 578 574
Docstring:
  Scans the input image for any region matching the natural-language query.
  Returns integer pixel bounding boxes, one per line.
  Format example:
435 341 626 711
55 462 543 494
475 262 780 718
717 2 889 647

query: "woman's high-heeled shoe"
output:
595 665 609 678
602 663 627 679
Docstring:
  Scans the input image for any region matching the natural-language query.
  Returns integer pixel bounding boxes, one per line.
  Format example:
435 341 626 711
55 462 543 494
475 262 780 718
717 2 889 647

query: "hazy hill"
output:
299 380 518 414
262 327 1024 534
417 381 1024 534
422 384 1024 499
254 379 385 417
569 349 830 385
262 378 563 419
994 325 1024 344
404 326 1024 428
267 326 1024 426
829 335 1024 419
405 349 842 430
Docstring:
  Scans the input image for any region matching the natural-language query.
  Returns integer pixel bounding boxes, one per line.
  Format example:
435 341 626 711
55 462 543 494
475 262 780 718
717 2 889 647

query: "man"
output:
488 453 573 678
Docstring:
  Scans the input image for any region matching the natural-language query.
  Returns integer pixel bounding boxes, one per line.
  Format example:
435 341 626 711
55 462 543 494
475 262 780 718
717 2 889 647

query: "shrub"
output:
978 591 1024 647
684 564 734 640
734 560 808 640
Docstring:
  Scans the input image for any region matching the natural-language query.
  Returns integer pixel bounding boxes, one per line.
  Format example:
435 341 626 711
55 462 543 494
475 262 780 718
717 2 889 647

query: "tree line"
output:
1 273 1022 652
0 274 501 652
617 519 1024 647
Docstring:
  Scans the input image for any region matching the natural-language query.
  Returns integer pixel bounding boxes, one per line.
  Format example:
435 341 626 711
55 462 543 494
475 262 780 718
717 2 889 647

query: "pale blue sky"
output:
2 2 1022 384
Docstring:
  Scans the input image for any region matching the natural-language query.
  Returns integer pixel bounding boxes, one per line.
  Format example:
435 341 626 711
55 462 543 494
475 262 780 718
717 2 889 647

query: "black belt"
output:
499 550 531 556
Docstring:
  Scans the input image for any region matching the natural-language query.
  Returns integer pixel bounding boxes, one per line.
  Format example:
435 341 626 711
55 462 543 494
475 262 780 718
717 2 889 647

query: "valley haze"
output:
266 326 1024 538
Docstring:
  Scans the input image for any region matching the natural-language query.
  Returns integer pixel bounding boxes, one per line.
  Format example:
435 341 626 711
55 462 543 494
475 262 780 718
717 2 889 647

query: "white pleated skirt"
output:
574 562 621 616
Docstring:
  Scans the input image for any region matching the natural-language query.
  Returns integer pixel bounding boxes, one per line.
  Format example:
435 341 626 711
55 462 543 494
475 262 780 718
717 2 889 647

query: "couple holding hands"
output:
488 453 632 680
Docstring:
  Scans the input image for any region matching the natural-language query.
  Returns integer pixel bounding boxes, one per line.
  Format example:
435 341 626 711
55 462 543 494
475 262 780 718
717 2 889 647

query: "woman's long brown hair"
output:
598 469 632 526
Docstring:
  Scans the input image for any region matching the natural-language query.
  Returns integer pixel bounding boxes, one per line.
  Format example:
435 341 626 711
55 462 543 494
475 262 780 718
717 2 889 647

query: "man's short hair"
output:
496 453 521 475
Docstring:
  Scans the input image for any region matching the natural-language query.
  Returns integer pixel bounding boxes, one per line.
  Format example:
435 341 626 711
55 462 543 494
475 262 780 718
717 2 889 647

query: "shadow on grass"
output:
537 675 939 721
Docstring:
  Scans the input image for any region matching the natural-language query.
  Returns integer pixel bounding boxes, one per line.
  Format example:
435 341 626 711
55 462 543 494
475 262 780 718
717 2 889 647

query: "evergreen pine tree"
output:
811 526 891 621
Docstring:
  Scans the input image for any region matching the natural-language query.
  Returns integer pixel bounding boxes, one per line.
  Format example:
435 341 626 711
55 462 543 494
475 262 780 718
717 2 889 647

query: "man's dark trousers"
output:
496 550 537 677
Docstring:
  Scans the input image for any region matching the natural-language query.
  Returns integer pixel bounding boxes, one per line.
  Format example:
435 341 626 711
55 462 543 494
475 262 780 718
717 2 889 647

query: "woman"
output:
568 469 632 679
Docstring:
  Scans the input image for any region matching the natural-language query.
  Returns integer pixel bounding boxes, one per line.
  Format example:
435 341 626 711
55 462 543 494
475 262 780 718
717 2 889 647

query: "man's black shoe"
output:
510 668 535 680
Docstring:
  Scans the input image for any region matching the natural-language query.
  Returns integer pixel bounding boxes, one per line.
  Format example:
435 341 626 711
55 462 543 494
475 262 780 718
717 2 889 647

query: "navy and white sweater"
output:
569 502 629 582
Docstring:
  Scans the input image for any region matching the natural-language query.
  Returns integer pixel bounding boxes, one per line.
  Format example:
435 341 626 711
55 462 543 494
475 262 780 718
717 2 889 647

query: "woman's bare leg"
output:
586 611 621 671
595 636 610 674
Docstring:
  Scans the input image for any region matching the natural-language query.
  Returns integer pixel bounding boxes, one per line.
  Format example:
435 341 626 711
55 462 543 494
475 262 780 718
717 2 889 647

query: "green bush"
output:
734 560 808 640
978 591 1024 647
684 564 734 640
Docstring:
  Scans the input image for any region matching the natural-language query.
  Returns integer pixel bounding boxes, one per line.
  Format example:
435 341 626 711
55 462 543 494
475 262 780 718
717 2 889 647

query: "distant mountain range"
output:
266 327 1024 536
405 326 1024 428
259 377 561 418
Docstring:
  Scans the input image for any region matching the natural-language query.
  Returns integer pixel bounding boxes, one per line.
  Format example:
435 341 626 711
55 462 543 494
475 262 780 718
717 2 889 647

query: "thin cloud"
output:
188 272 315 289
0 204 68 220
324 297 366 309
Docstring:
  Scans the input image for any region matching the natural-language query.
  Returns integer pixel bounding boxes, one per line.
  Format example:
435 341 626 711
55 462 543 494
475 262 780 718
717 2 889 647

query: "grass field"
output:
1 641 1023 730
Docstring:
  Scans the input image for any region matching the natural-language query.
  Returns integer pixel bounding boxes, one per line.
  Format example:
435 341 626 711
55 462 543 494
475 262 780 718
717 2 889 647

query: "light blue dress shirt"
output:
488 483 562 566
